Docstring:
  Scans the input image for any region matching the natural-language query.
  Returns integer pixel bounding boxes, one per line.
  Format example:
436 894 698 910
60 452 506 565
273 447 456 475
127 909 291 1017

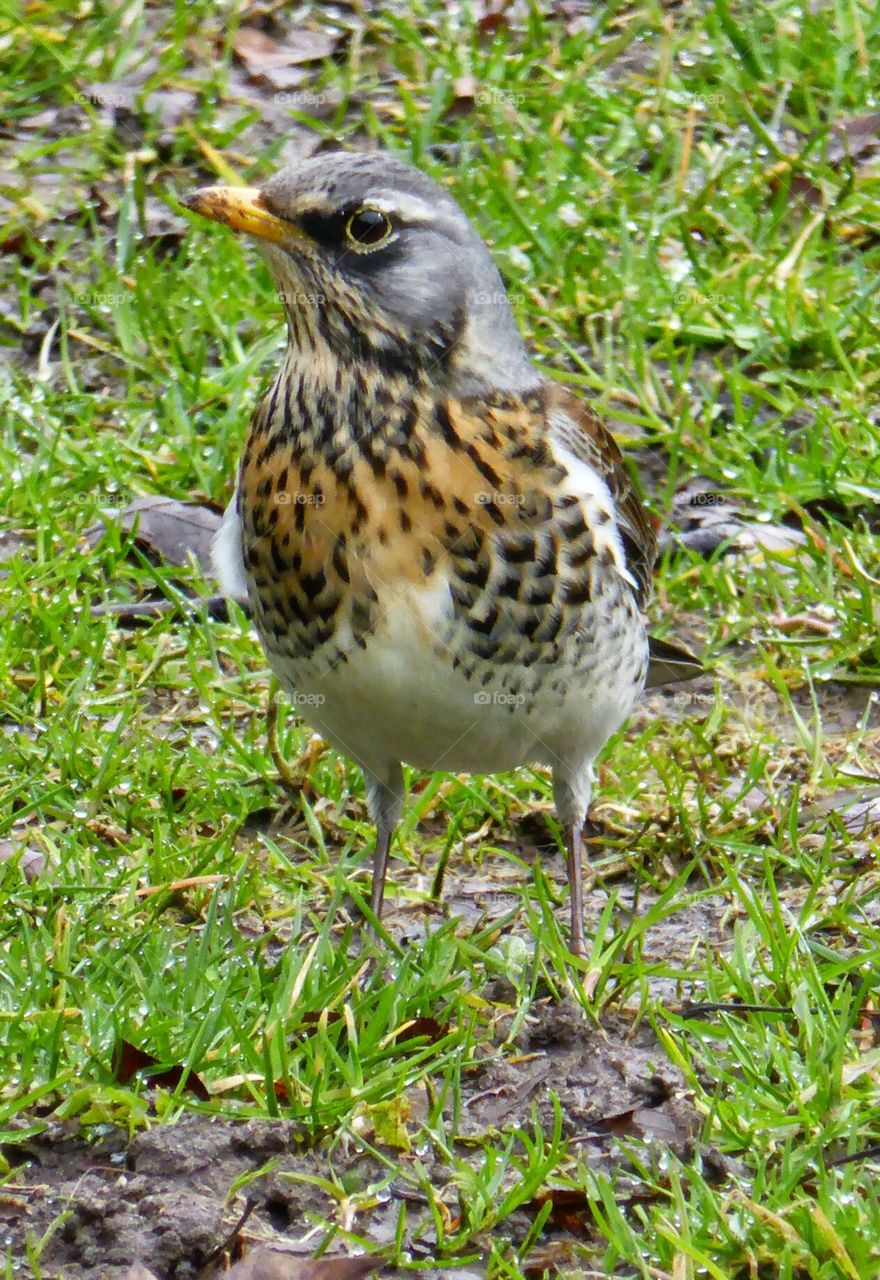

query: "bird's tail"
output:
645 635 704 688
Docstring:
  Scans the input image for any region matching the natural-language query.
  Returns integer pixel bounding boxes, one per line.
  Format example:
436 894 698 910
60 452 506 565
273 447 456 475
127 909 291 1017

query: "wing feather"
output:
544 383 657 605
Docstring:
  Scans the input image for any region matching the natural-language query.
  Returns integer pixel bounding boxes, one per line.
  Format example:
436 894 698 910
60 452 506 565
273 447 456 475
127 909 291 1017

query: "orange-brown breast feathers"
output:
237 379 654 663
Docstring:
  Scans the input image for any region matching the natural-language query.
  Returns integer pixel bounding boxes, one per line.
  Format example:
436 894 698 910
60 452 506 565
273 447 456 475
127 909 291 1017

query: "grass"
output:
2 0 880 1276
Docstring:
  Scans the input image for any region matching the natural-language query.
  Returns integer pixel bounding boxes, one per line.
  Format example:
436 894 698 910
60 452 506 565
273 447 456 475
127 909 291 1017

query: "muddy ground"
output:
8 672 878 1279
7 998 704 1280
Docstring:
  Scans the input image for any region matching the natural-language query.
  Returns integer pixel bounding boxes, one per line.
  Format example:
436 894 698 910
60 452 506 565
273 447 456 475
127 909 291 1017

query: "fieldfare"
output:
183 152 691 957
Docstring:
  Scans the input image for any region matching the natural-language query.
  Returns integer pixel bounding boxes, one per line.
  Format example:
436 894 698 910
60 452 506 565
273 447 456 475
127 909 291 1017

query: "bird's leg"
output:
553 764 595 959
564 823 587 958
370 817 394 919
364 765 405 927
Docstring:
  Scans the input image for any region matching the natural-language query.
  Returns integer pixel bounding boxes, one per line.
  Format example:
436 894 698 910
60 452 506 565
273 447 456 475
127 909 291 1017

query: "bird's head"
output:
182 151 537 395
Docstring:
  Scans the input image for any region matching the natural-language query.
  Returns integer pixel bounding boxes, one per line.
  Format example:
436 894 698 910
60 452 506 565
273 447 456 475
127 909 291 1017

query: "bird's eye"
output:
345 207 393 249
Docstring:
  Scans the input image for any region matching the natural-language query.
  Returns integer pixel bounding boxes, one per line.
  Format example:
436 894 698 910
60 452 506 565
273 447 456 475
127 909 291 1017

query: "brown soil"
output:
8 1001 701 1279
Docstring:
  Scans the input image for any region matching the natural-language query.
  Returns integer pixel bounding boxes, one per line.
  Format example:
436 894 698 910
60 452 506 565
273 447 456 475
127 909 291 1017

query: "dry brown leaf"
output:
774 112 880 209
233 26 338 89
827 112 880 165
446 74 477 119
234 26 337 69
111 1039 212 1102
476 4 510 37
225 1248 383 1280
597 1102 689 1145
766 609 835 636
800 786 880 834
664 478 806 557
144 87 198 129
84 496 222 570
0 838 46 882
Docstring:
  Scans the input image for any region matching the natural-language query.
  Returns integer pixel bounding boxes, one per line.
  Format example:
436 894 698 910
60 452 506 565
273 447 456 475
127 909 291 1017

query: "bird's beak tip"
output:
180 185 292 246
178 190 204 212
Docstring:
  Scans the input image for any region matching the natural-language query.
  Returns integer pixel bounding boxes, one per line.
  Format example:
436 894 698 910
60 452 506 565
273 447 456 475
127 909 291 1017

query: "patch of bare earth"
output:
9 999 701 1279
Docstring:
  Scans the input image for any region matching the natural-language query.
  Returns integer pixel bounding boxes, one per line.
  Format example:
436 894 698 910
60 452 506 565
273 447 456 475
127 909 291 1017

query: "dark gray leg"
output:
564 823 587 957
364 764 405 921
553 765 594 959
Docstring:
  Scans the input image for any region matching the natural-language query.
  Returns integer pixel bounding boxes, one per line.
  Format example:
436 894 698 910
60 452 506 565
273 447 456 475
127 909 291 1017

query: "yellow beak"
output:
181 185 303 247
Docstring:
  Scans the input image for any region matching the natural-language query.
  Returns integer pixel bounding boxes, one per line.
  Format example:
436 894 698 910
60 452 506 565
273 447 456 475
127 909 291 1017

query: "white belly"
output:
266 581 644 778
213 500 645 778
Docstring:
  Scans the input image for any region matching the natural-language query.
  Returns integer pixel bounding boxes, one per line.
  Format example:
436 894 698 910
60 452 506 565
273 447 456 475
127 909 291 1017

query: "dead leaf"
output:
225 1247 383 1280
395 1015 448 1044
112 1039 211 1101
143 87 199 130
529 1187 591 1235
83 496 222 570
720 778 772 819
663 478 807 558
0 231 29 257
600 1103 688 1144
827 112 880 165
234 26 337 69
518 1239 580 1275
0 838 46 882
446 75 477 119
476 4 511 37
773 112 880 209
799 786 880 834
233 26 338 90
766 609 836 636
781 172 826 209
359 1096 411 1152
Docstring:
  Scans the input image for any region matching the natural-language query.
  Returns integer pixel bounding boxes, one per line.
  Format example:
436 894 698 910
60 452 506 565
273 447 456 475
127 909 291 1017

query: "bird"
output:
182 151 696 958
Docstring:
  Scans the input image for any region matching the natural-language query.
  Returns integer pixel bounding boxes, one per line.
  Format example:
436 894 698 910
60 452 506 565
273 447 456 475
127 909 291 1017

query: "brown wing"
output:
544 383 658 606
